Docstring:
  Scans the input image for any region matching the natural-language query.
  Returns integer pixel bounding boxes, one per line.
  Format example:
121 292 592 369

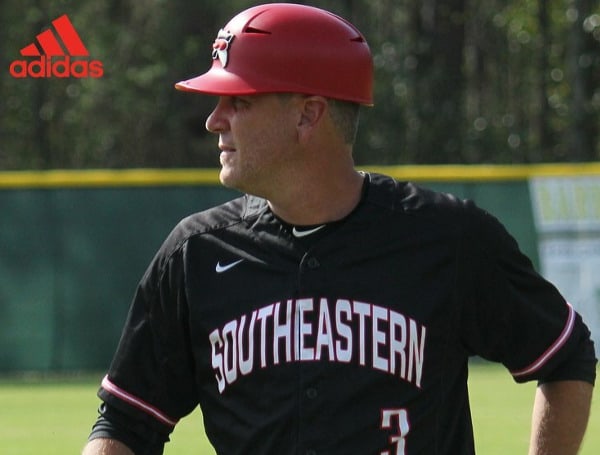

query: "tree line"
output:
1 0 598 169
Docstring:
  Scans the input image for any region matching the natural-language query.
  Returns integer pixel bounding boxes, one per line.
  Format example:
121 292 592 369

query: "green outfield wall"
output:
1 164 599 372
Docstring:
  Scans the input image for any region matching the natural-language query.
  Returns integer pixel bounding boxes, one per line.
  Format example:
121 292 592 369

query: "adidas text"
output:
9 56 104 78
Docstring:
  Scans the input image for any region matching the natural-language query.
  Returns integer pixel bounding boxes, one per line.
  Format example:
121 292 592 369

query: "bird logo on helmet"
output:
212 29 234 68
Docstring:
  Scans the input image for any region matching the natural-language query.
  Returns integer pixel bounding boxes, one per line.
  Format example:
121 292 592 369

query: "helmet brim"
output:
174 69 374 106
175 68 260 96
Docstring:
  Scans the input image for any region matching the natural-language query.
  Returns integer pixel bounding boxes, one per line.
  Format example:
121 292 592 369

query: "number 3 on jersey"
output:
380 408 410 455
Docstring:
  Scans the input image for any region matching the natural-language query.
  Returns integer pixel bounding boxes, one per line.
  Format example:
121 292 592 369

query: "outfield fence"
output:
1 164 599 372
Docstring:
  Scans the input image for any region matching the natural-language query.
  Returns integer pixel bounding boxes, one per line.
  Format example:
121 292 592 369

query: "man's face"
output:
205 94 301 197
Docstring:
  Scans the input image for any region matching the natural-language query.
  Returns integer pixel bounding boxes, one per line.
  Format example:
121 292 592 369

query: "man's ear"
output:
297 96 328 134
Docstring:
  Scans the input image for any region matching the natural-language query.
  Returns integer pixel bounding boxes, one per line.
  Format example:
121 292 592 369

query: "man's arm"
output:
82 438 134 455
528 380 593 455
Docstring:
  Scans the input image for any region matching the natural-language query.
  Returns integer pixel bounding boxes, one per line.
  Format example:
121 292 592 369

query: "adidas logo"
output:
9 14 103 78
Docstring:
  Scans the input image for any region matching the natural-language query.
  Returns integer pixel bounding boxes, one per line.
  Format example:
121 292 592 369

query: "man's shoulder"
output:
366 172 471 215
159 194 266 252
179 194 265 233
363 172 501 244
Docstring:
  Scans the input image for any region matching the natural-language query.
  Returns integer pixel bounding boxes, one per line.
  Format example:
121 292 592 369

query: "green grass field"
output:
0 363 597 454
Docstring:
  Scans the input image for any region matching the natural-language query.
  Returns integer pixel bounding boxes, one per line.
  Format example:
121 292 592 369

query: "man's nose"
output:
205 98 229 133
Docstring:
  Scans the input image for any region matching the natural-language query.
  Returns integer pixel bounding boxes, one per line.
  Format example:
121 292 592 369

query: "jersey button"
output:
306 257 320 269
306 387 318 399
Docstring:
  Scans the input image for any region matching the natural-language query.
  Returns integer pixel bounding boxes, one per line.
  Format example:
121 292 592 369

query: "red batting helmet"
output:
175 3 373 105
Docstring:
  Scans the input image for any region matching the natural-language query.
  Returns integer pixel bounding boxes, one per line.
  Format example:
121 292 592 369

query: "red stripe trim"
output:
512 303 575 378
52 15 89 56
101 375 178 427
36 29 65 56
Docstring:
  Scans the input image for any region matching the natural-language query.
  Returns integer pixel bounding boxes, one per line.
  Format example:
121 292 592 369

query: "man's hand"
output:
82 438 134 455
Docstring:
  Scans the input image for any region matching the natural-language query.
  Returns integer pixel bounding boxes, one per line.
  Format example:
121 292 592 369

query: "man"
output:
83 4 596 455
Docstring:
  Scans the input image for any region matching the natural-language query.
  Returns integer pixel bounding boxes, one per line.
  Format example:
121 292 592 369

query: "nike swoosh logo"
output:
215 259 244 273
292 225 326 238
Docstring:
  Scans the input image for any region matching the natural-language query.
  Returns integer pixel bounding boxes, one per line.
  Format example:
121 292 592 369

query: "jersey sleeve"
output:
459 203 597 384
97 226 199 436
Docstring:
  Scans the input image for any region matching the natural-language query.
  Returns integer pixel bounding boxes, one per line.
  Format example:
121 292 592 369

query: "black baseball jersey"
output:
96 173 596 455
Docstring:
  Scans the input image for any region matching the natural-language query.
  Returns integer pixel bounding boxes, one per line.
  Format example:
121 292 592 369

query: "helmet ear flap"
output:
175 4 374 106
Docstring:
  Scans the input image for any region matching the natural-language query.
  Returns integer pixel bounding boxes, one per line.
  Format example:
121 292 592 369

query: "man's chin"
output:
219 169 242 192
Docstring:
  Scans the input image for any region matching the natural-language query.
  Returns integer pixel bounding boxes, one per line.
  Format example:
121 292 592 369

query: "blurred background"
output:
1 2 599 453
1 0 599 170
0 0 599 372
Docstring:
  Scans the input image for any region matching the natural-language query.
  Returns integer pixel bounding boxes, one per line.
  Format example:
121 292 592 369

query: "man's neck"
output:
267 170 365 226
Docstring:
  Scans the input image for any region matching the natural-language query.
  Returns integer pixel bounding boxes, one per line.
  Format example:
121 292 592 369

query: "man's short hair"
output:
328 98 361 145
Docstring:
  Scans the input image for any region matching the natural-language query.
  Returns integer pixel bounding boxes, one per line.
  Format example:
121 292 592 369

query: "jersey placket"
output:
294 250 324 455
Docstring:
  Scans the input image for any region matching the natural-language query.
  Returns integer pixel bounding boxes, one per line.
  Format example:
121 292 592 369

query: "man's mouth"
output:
219 143 236 152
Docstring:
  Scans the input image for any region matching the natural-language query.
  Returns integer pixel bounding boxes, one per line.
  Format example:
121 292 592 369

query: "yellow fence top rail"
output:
0 168 220 189
1 163 600 189
361 163 600 181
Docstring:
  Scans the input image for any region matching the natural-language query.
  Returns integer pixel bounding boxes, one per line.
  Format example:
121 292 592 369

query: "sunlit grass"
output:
0 364 597 454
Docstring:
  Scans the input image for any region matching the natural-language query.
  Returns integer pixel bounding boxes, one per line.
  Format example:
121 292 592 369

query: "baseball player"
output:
83 3 596 455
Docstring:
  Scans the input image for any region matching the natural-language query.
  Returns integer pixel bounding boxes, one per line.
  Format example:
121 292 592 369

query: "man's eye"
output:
231 97 250 110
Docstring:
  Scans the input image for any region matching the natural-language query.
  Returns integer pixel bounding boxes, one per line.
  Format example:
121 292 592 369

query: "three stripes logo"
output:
9 14 103 79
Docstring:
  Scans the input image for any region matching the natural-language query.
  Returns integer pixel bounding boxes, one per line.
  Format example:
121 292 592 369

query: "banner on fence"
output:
530 176 600 349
